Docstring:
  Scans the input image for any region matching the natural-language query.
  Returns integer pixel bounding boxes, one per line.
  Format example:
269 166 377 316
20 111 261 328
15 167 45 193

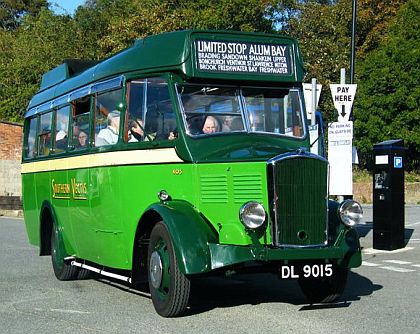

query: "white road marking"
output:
363 247 414 255
379 266 416 273
406 221 420 227
383 260 412 265
362 261 381 267
50 308 90 314
411 264 420 268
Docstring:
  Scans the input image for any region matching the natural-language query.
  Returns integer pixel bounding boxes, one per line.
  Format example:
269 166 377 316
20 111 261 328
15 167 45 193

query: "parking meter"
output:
372 139 405 250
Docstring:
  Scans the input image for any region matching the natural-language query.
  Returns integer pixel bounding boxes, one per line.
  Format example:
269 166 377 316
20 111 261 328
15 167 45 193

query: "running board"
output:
71 260 132 284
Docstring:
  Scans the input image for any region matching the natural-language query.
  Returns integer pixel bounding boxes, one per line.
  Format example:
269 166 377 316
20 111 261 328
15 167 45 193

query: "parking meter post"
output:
372 139 405 250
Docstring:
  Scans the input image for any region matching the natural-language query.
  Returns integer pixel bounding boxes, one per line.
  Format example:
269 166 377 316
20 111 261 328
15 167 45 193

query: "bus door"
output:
88 87 128 267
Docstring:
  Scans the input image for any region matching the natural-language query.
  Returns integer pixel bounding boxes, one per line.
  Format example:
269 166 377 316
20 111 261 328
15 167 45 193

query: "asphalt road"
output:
1 206 420 334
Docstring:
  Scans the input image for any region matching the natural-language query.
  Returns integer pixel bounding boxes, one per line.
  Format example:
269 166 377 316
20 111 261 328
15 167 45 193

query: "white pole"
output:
340 68 346 84
311 78 316 125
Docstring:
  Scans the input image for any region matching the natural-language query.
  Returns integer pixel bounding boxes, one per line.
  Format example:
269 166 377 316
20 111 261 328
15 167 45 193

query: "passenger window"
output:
38 111 53 156
25 116 38 159
54 106 70 153
94 88 123 147
126 78 176 143
72 96 91 150
126 79 146 142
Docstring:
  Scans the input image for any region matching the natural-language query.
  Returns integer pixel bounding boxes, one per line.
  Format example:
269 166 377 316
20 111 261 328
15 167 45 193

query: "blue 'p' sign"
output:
394 156 403 168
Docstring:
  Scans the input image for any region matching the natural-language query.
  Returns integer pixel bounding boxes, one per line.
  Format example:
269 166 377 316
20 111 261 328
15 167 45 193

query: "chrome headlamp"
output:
338 200 363 227
239 201 266 229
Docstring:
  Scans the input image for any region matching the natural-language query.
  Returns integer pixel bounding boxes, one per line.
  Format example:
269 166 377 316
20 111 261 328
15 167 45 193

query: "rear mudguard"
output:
144 200 218 275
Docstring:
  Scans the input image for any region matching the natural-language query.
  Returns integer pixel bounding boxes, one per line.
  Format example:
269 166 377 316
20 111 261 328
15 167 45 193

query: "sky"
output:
50 0 86 15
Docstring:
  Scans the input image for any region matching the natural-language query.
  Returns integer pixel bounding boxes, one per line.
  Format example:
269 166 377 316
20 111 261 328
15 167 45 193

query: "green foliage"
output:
0 0 418 170
285 0 408 124
95 0 274 55
0 0 48 30
354 0 420 170
0 8 91 121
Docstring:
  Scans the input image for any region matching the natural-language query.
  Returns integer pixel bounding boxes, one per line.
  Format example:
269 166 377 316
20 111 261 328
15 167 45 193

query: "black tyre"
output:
148 222 190 317
298 266 348 303
76 268 92 280
51 221 79 281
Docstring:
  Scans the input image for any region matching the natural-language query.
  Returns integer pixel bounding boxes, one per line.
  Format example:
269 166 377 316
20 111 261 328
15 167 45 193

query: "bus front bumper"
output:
208 228 361 271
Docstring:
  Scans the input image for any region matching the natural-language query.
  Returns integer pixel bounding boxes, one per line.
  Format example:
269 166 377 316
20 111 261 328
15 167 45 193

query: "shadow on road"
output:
343 271 382 301
356 223 373 238
356 223 415 246
87 268 382 316
185 270 382 316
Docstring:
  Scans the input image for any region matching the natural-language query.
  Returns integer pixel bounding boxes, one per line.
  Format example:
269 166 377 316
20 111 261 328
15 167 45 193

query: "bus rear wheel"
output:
298 266 348 303
147 222 190 317
51 221 78 281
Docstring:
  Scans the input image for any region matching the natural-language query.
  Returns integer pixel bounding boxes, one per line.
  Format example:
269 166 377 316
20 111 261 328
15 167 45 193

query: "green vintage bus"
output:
22 30 362 317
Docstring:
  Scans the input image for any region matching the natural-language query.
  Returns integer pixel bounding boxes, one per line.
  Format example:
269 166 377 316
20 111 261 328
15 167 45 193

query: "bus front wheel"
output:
147 221 190 317
51 221 78 280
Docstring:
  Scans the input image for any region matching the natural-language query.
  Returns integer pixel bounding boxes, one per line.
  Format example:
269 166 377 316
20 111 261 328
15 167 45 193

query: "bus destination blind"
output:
195 40 292 76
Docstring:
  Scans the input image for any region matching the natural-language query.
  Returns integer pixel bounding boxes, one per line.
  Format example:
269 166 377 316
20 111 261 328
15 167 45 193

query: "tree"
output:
0 0 48 30
354 0 420 170
284 0 408 123
95 0 275 55
0 0 278 121
0 8 86 121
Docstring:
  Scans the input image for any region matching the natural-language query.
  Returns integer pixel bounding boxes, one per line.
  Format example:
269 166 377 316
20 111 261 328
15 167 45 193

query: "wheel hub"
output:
149 250 163 289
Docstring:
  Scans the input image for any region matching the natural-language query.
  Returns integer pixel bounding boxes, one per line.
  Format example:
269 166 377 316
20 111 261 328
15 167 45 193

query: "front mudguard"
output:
144 200 218 275
329 200 362 268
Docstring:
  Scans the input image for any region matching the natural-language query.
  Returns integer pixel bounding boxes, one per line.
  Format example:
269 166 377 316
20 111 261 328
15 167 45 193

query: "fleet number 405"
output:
280 264 333 279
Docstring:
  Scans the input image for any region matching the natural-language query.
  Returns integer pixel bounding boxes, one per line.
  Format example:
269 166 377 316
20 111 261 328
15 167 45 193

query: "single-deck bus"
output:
22 30 362 317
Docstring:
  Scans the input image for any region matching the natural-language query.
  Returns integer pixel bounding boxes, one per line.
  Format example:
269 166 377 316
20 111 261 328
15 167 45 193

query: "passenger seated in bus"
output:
77 131 88 148
55 136 68 151
128 119 155 142
230 117 244 131
96 111 120 146
40 132 52 156
221 116 234 132
129 119 175 142
202 115 220 134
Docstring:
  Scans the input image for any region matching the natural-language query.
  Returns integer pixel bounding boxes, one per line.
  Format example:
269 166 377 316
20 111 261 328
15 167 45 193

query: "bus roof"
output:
26 30 305 117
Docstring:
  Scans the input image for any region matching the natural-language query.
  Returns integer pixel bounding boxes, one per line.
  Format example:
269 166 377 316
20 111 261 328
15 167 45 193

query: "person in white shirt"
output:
96 111 120 146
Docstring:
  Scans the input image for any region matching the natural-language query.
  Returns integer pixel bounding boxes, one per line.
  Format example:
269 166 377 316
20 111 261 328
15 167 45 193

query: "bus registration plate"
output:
279 264 333 279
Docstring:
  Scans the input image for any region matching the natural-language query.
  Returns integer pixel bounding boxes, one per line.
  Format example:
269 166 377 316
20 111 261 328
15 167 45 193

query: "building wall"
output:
0 121 23 201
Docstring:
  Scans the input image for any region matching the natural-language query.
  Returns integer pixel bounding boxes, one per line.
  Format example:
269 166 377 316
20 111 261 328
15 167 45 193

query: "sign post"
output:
303 80 322 155
328 83 357 196
329 84 357 122
328 121 354 195
303 82 322 122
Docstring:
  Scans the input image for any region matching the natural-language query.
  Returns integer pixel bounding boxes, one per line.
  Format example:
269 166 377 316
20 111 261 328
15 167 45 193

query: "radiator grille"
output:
270 155 328 247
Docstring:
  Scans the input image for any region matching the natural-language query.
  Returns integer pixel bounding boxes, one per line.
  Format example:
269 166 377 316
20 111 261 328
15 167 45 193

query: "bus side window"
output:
126 79 145 143
94 88 123 146
54 105 70 153
145 78 176 141
72 97 91 150
37 111 53 156
24 116 38 159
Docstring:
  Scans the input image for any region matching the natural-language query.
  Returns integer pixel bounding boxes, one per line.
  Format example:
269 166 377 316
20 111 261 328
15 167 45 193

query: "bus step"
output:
71 260 132 284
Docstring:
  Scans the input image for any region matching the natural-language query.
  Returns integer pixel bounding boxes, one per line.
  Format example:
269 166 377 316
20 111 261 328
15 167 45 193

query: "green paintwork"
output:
145 201 217 274
22 30 360 279
22 158 361 274
28 30 305 111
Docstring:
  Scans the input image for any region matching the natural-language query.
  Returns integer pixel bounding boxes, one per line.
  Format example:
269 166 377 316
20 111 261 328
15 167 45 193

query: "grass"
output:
353 167 420 183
